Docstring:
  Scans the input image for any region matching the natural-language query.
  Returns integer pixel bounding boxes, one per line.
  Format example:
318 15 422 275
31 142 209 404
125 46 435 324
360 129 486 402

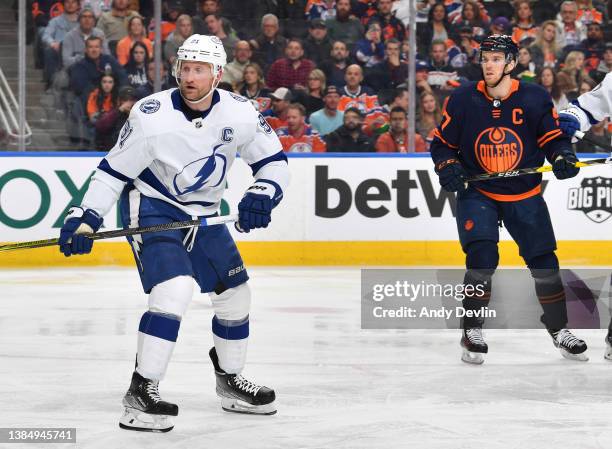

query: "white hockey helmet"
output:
173 34 227 80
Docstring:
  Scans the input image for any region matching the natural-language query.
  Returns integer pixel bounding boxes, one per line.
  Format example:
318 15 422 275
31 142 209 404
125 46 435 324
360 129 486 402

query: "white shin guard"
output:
136 276 194 380
210 283 251 374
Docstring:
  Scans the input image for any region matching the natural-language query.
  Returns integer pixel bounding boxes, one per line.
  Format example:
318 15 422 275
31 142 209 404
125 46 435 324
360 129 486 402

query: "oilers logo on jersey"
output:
474 127 523 173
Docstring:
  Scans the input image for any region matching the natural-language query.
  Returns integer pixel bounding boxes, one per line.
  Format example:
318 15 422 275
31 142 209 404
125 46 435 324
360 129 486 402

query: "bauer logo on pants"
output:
567 176 612 223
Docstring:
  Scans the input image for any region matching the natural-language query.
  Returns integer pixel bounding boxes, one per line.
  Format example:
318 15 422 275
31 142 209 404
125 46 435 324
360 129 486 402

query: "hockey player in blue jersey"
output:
430 35 588 364
558 72 612 360
57 35 290 431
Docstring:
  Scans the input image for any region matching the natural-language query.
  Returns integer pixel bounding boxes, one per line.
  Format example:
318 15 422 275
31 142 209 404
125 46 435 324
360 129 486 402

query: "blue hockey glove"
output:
552 149 580 180
237 193 273 233
436 159 468 193
58 207 103 256
558 110 581 137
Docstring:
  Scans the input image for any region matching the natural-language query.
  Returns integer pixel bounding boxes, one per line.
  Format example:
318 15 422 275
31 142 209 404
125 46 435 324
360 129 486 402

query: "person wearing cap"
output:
277 103 327 152
325 106 375 152
93 84 137 150
62 6 109 68
97 0 141 45
325 0 364 50
263 87 293 131
375 106 426 153
220 41 253 88
303 19 332 66
309 85 344 136
266 38 316 90
490 16 510 36
42 0 81 88
427 40 459 94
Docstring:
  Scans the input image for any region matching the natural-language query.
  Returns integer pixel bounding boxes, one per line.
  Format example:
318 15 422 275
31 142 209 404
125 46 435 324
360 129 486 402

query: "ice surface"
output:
1 268 611 449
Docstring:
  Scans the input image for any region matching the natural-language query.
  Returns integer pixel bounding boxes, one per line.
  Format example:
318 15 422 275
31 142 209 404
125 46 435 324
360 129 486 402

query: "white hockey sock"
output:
212 315 249 374
136 311 180 381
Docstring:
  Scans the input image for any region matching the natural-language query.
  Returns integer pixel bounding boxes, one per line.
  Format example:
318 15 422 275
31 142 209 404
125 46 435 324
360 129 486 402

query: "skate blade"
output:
559 348 588 362
461 348 484 365
220 397 277 415
119 407 174 432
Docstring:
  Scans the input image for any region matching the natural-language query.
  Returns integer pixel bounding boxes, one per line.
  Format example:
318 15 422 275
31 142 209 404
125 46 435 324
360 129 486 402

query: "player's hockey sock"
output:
533 269 568 330
462 269 492 328
212 315 249 374
136 311 180 381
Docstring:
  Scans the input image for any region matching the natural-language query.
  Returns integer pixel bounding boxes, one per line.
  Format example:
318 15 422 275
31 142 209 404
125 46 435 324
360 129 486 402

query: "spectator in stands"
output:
249 14 288 72
415 60 435 93
489 16 510 36
87 72 118 124
97 0 140 49
451 0 488 41
264 87 292 131
124 41 149 88
417 2 450 57
353 0 378 26
205 13 238 60
556 49 587 98
69 35 127 101
353 21 385 68
556 1 586 48
237 63 272 111
116 16 152 66
538 66 569 110
293 69 326 115
325 0 364 50
309 85 344 136
376 106 426 153
80 0 112 18
529 20 560 68
511 46 537 80
192 0 236 38
277 103 327 152
427 40 459 95
325 107 375 152
305 0 337 21
303 19 332 66
363 87 407 136
135 59 172 99
319 40 351 87
511 0 538 47
163 14 193 67
221 41 252 88
575 0 604 25
589 42 612 82
42 0 80 88
62 7 108 69
266 39 316 89
146 0 183 42
94 85 137 150
578 76 597 95
340 64 374 100
416 91 442 143
367 0 406 42
31 0 65 69
579 22 605 72
451 25 479 68
365 38 408 91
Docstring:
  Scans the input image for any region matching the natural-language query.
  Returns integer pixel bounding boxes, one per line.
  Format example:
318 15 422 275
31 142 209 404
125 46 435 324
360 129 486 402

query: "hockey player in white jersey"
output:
558 71 612 360
57 35 289 431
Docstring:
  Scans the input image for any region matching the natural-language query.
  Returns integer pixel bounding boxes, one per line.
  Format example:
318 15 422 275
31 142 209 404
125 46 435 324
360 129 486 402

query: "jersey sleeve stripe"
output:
249 150 288 175
537 129 563 147
98 159 133 183
433 128 459 149
573 99 600 125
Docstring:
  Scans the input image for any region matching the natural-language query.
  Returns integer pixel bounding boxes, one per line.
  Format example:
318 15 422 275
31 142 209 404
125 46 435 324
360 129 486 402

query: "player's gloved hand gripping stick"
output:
0 213 239 252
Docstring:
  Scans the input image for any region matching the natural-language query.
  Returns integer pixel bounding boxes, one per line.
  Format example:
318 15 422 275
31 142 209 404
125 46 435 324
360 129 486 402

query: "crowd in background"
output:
26 0 612 152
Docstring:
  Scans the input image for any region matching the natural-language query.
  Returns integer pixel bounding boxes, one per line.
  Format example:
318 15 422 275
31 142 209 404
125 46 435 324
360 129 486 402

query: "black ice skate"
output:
548 328 588 362
605 332 612 361
119 371 179 432
461 327 488 365
209 347 276 415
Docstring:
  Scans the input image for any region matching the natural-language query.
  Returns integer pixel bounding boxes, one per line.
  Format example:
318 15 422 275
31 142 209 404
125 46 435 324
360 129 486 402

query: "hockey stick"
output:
467 131 612 182
0 214 239 252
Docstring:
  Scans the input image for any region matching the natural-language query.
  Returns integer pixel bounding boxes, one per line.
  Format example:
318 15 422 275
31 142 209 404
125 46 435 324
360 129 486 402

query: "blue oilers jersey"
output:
431 80 572 201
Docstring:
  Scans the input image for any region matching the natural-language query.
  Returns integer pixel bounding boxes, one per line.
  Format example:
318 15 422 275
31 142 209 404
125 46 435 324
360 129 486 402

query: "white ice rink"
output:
1 267 612 449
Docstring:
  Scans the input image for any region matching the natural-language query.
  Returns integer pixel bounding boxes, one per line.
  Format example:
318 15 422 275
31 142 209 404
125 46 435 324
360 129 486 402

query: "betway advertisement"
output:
0 154 610 242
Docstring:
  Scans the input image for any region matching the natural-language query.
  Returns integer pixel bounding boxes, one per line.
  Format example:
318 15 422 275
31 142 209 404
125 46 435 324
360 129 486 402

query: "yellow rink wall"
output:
1 240 611 267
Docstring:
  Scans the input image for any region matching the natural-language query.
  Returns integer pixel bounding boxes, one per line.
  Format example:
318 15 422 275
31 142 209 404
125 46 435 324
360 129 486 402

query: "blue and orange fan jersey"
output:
430 79 572 201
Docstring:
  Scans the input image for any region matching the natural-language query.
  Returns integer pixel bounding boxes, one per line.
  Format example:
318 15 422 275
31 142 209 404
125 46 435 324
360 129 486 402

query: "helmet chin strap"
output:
483 55 514 89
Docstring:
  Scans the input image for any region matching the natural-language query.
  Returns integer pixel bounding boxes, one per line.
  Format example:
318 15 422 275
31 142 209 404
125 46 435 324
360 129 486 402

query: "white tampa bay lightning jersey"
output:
565 72 612 132
81 88 288 217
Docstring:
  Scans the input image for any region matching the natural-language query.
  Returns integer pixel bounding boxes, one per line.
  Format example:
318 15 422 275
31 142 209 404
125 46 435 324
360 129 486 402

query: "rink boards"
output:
0 152 610 266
